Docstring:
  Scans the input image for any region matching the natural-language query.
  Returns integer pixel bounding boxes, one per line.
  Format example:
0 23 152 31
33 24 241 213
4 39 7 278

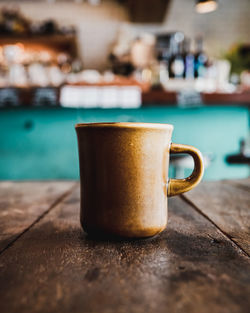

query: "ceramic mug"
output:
75 122 204 238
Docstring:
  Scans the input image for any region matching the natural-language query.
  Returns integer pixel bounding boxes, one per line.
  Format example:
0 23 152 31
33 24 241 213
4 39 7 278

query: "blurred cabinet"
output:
0 108 79 179
121 0 171 23
0 106 248 180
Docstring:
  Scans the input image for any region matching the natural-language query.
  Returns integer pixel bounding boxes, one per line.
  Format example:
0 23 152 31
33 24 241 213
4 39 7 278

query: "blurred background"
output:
0 0 249 181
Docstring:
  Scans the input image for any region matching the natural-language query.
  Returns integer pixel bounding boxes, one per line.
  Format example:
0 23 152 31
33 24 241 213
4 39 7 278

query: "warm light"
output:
196 0 218 14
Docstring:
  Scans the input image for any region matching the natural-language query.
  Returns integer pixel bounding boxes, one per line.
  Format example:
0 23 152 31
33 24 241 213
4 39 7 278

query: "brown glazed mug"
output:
75 122 204 238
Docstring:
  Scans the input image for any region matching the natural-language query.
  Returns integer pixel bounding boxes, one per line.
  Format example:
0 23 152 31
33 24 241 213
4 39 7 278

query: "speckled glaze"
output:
75 122 203 238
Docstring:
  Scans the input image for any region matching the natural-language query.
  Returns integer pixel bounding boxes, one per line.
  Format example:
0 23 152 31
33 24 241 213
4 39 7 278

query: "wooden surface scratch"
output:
0 181 76 253
184 179 250 255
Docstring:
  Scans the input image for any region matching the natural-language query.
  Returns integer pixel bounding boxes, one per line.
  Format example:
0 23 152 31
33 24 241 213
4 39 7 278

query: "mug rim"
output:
75 122 174 130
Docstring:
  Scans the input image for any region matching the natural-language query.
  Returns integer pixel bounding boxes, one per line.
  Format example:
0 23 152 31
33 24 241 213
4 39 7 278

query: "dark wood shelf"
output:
0 34 78 58
0 86 249 107
142 89 250 105
0 34 76 43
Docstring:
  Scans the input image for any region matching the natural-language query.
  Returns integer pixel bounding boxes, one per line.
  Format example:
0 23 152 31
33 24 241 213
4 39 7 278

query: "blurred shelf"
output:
202 92 250 105
0 34 78 57
142 89 250 106
0 34 76 44
0 86 250 108
142 89 177 104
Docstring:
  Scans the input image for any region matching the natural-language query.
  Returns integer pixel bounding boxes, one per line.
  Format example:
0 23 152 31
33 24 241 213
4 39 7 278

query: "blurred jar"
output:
216 59 231 91
241 70 250 89
130 34 156 69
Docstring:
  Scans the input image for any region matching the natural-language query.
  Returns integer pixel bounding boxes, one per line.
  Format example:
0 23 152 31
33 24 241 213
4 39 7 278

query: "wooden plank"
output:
0 185 249 313
225 178 250 192
0 181 75 253
183 180 250 255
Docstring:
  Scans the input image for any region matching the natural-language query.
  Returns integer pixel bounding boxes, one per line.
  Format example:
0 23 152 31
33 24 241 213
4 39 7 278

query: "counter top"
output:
0 179 249 313
142 89 250 105
0 86 250 107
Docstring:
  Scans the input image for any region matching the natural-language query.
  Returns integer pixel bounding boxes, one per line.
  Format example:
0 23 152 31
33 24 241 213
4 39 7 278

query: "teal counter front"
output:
0 106 249 180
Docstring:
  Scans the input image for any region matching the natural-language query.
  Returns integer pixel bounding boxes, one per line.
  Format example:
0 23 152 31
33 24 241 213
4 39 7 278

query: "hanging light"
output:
196 0 218 14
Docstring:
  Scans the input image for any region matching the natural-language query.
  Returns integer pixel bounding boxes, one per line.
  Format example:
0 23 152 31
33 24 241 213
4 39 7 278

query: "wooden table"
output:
0 180 249 313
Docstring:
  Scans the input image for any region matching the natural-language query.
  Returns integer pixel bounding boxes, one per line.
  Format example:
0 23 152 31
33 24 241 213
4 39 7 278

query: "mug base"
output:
82 223 166 241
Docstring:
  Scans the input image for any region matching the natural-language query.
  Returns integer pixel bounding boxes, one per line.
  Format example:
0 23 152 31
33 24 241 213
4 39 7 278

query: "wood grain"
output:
0 183 249 313
183 180 250 255
0 181 75 253
225 178 250 192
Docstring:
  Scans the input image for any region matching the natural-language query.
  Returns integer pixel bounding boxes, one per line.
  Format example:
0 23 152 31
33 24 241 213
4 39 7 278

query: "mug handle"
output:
168 143 204 197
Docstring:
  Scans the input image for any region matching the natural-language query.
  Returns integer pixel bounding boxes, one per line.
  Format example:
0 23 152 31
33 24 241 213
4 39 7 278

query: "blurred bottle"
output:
152 51 169 88
169 39 185 78
159 58 169 88
194 37 208 78
183 39 194 79
149 56 169 89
